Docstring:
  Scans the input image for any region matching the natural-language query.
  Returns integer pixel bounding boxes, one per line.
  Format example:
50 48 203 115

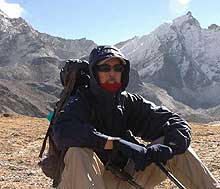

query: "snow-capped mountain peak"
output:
1 10 220 121
119 12 220 108
172 11 201 29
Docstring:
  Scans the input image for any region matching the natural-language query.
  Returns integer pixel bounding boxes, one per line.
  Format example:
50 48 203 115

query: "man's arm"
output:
53 94 109 151
125 93 191 155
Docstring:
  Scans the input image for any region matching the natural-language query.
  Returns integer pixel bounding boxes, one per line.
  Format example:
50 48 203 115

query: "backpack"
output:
38 59 90 187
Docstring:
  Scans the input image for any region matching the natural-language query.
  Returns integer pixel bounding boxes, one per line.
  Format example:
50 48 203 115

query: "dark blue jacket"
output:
53 89 191 164
53 46 191 164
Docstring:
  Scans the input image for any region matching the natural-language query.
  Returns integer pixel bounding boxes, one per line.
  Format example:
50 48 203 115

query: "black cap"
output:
89 45 128 66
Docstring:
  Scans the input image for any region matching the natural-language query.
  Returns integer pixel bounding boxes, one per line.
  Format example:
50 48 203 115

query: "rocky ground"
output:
0 113 219 189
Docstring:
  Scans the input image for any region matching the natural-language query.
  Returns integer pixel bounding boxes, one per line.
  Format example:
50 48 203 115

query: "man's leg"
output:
57 147 135 189
57 146 219 189
103 160 167 189
131 146 219 189
132 163 167 189
167 146 220 189
57 147 105 189
102 169 135 189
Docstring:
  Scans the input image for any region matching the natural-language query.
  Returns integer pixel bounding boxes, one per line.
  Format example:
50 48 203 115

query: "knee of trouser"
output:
64 147 93 163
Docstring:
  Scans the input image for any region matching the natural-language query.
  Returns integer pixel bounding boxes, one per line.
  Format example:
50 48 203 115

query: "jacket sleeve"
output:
52 94 108 151
125 93 191 155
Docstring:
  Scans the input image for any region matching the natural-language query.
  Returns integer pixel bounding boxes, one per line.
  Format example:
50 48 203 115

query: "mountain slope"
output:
0 10 96 117
0 10 96 80
1 10 220 122
119 12 220 109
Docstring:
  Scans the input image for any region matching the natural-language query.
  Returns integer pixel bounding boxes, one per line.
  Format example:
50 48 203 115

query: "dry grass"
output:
0 114 219 188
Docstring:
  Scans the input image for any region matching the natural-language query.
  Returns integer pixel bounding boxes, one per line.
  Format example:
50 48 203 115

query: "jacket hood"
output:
88 45 130 97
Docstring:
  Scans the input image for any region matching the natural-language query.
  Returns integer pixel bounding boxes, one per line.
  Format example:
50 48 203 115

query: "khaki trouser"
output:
57 146 220 189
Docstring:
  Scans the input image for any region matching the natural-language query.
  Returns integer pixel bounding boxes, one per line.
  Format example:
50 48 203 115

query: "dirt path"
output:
0 114 219 188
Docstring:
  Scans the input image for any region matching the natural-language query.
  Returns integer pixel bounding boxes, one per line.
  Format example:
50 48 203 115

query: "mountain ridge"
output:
119 11 220 109
0 9 219 122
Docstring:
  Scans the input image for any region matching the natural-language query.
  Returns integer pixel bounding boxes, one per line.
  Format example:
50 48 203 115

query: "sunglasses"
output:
96 64 125 72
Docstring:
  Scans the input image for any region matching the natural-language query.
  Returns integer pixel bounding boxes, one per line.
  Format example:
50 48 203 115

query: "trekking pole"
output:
127 178 144 189
156 162 186 189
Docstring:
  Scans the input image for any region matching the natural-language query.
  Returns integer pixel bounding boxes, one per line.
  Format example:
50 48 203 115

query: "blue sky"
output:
1 0 220 45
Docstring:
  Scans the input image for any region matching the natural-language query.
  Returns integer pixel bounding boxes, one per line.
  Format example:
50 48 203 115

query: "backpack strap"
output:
53 69 77 120
39 69 77 158
39 127 51 158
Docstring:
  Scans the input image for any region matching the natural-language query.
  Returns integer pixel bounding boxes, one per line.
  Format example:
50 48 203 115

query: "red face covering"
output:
100 83 122 93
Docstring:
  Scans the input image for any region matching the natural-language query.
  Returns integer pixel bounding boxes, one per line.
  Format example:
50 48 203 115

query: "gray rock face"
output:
208 24 220 31
0 10 96 117
119 12 220 109
0 11 96 78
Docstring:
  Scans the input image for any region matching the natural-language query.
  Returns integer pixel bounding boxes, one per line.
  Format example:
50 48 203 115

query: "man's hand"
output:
113 139 174 171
